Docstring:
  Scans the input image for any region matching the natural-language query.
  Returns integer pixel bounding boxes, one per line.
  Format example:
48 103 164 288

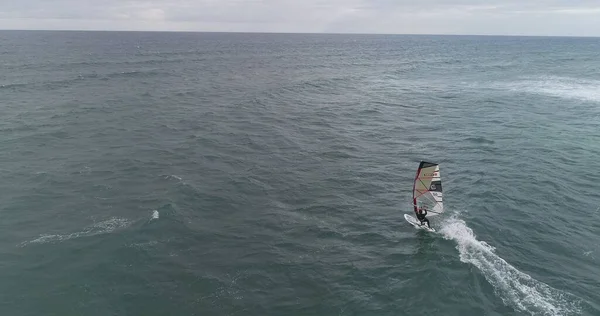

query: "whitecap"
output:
162 174 182 181
498 76 600 103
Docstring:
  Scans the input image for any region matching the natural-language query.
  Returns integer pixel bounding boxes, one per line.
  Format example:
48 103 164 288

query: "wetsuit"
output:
416 208 431 228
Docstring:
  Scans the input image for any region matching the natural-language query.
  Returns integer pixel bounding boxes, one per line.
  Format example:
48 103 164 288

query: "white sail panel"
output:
413 161 443 216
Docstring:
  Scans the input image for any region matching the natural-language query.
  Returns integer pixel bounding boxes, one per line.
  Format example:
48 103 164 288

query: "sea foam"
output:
19 217 132 246
439 215 581 316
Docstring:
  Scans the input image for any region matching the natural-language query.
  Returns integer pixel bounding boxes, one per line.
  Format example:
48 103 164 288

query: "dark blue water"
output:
1 31 599 316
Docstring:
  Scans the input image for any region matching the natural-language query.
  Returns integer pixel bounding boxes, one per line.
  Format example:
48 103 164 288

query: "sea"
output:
0 31 599 316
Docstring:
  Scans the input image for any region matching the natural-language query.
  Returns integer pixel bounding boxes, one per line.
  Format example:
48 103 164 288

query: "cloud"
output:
0 0 599 36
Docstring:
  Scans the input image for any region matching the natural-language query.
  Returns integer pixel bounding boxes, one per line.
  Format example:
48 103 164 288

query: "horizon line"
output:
1 29 599 39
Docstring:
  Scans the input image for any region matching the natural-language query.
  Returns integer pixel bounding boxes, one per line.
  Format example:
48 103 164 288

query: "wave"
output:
127 240 159 250
439 215 581 316
19 217 132 246
2 69 166 92
3 56 188 71
0 82 29 90
464 136 495 145
500 76 600 103
104 69 164 79
162 174 183 182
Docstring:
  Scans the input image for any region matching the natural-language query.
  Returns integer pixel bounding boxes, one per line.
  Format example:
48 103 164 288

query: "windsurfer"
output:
416 206 431 228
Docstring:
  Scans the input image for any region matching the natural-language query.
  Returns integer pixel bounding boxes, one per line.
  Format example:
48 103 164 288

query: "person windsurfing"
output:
416 205 431 228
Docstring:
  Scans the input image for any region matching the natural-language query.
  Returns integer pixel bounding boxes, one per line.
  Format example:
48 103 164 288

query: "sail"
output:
413 161 443 216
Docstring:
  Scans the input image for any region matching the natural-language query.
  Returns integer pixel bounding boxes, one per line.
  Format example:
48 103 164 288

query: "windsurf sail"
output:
412 161 443 216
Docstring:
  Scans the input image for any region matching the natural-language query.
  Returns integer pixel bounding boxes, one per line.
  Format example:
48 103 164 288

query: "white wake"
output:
20 217 132 246
439 216 581 316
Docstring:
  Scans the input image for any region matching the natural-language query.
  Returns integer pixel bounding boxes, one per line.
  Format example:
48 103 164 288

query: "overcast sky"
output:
1 0 599 36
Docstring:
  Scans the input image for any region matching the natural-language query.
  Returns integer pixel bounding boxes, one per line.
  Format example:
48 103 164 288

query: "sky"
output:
1 0 600 36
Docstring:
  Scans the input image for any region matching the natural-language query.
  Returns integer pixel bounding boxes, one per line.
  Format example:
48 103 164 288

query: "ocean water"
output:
1 31 599 316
